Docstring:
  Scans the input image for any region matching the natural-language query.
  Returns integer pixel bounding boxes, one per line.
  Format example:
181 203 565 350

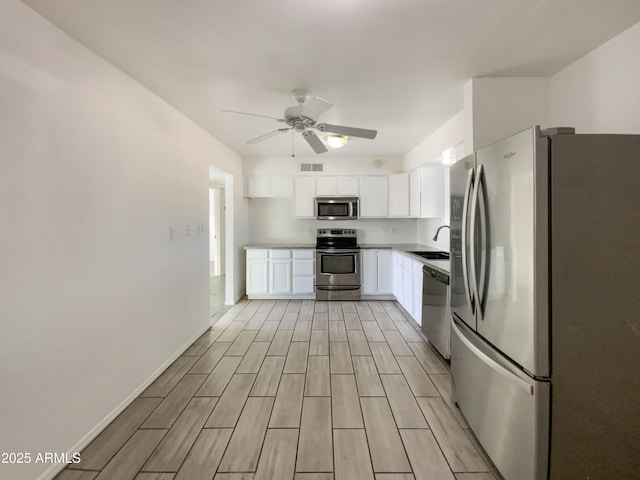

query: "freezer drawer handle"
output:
452 319 533 395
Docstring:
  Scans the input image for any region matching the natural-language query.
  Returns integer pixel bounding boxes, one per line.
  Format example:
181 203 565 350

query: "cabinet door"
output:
270 259 291 294
337 177 359 196
392 251 403 300
362 249 379 295
315 176 338 196
293 259 314 276
293 276 315 295
419 167 445 218
246 176 269 197
269 176 294 197
359 176 389 217
377 250 393 294
294 177 316 217
412 269 423 326
247 260 269 294
389 173 410 217
409 168 421 217
401 262 413 316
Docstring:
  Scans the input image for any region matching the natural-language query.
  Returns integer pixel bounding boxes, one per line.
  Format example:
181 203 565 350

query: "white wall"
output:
247 198 417 244
404 111 465 170
403 112 465 249
243 155 404 176
550 22 640 134
0 2 242 480
467 76 550 151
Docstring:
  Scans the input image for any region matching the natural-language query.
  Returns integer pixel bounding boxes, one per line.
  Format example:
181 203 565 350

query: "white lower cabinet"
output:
246 249 269 295
270 258 292 294
246 248 315 298
362 249 393 297
412 267 423 326
377 250 393 294
292 249 315 295
392 251 424 325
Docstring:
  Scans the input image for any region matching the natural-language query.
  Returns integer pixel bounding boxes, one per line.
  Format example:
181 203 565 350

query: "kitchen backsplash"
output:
247 197 418 244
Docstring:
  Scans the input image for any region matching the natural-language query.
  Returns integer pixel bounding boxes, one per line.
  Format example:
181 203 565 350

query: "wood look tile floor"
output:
56 296 501 480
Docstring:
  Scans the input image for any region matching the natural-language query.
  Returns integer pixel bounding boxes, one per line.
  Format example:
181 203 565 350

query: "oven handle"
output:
316 286 361 291
316 249 361 254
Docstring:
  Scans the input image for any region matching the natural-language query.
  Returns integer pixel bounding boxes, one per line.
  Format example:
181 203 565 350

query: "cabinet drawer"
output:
293 249 315 259
293 259 315 276
293 276 315 295
270 249 292 259
247 249 269 259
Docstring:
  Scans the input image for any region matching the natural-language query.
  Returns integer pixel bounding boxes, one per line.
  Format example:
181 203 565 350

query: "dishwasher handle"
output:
423 265 450 285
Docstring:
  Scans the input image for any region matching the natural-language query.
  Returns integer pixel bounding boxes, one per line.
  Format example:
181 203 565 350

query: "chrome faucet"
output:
432 225 450 241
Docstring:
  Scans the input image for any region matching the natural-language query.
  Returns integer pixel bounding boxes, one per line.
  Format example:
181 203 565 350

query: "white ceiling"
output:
22 0 640 158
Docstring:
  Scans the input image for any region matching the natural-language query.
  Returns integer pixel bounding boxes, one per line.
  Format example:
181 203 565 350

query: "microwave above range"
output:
315 197 359 220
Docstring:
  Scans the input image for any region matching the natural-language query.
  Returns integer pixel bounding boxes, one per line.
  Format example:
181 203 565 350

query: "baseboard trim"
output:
37 321 211 480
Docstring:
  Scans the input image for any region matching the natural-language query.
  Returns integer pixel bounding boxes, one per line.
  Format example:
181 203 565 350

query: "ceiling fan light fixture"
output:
325 134 349 149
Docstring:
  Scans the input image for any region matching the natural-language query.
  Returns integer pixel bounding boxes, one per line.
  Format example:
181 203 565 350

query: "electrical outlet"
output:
169 226 175 240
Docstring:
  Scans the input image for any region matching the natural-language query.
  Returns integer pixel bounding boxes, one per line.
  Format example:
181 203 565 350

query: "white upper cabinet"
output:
245 176 294 197
315 176 359 196
315 176 338 196
409 168 422 217
337 176 359 196
270 176 295 197
294 177 316 217
359 176 389 217
246 176 269 197
409 166 444 218
389 173 410 217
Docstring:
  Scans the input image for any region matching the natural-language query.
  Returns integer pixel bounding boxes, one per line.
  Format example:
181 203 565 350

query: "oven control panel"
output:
317 228 357 238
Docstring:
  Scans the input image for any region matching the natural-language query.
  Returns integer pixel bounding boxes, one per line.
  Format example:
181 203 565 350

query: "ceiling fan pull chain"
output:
291 129 295 157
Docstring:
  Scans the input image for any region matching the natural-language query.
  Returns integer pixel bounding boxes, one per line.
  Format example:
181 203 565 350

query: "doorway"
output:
209 186 225 278
209 168 229 321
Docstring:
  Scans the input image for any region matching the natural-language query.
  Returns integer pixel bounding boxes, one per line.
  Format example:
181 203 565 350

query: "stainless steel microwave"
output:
315 197 359 220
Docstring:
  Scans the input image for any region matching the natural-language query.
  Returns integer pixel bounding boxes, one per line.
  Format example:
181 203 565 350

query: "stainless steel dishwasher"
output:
421 264 450 359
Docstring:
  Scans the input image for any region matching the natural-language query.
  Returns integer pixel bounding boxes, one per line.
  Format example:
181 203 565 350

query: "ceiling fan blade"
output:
300 97 332 119
222 109 285 122
316 123 377 139
302 131 328 154
246 128 291 144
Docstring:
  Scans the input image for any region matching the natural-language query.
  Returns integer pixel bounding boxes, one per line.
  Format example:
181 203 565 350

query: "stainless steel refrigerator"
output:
449 126 640 480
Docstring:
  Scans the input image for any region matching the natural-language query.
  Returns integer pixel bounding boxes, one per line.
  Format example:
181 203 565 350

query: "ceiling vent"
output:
299 162 324 173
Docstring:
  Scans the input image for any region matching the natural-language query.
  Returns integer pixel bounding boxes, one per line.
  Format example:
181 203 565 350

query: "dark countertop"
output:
244 244 316 249
360 243 450 275
243 243 450 274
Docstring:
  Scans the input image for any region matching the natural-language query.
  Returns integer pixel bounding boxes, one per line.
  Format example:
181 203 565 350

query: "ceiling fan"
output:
222 89 377 154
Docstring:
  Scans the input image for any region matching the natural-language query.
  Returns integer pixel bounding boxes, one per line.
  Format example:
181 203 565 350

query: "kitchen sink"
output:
408 251 450 260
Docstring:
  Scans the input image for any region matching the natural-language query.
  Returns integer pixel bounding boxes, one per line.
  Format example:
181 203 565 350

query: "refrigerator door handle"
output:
451 318 533 395
476 165 488 317
469 166 481 318
461 168 476 313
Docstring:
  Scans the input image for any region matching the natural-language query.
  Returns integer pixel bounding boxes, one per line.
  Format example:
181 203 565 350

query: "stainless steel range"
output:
315 228 361 301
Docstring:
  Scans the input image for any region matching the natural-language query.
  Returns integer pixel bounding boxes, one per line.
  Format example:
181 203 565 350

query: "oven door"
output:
315 249 361 287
